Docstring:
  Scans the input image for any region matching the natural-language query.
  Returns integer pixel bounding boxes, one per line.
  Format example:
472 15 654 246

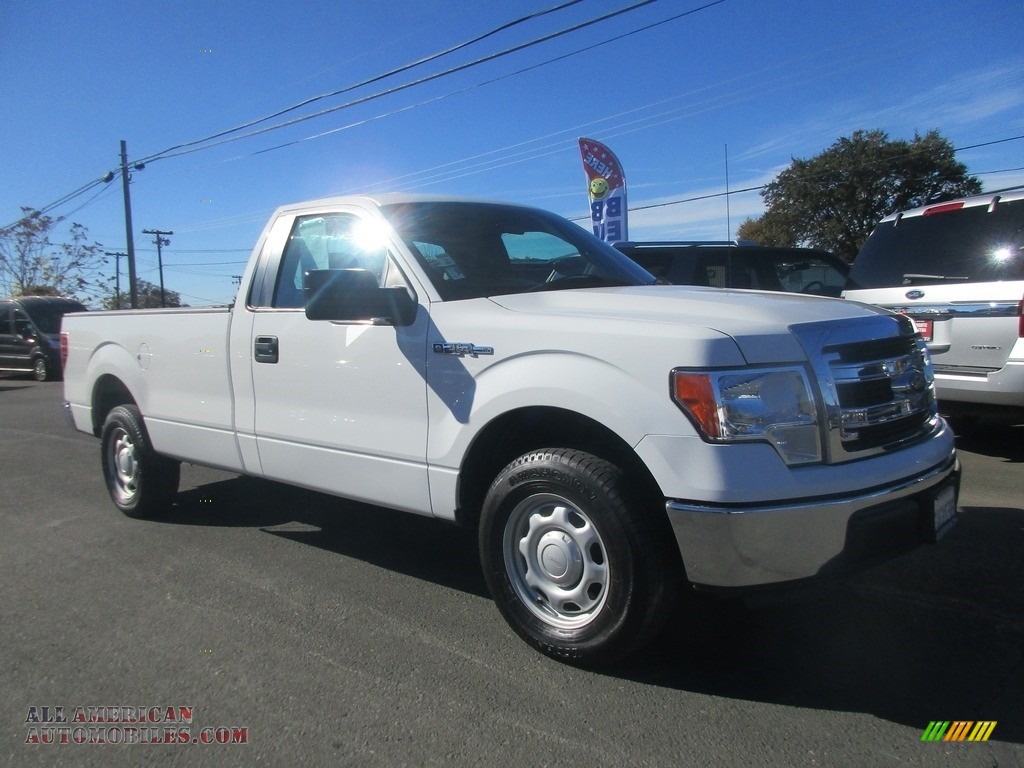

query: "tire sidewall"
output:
480 451 640 663
100 405 177 518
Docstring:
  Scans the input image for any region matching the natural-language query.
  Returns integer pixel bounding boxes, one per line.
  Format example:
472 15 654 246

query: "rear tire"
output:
479 448 678 665
100 405 180 518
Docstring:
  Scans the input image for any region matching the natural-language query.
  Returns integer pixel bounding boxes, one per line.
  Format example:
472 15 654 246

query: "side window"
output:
698 256 728 288
272 213 395 309
412 240 465 282
13 310 33 337
776 258 847 294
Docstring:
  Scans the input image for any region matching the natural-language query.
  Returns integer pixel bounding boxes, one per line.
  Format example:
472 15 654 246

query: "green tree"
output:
0 208 106 298
736 214 797 247
743 130 981 261
101 279 185 309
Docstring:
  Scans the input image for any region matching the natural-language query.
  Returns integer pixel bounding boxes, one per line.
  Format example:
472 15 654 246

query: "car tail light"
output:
61 332 69 369
1018 292 1024 338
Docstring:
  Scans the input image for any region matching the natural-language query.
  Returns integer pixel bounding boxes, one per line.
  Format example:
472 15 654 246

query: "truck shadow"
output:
952 417 1024 463
620 503 1024 744
164 474 1022 743
168 475 488 599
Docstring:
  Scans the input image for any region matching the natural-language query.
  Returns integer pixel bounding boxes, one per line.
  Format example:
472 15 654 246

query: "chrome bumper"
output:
667 454 960 588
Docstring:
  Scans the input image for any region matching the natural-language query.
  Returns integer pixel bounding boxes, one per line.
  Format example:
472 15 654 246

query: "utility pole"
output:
143 229 173 307
103 141 146 307
104 251 127 309
119 141 139 309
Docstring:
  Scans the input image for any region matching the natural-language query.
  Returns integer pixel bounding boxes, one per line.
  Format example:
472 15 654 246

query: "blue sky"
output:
2 0 1022 306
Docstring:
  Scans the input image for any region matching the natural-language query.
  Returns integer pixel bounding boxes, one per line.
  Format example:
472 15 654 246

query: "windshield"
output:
847 198 1024 289
24 300 87 334
379 201 653 300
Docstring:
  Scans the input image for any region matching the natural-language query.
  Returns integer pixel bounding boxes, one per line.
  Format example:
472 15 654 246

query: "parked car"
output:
844 188 1024 420
614 241 849 296
0 296 87 381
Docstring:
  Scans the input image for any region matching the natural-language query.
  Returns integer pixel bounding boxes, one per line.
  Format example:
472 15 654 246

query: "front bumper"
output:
667 453 960 588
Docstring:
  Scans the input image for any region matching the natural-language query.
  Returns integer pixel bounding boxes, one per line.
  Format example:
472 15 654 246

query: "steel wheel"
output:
100 405 180 518
503 493 609 630
480 448 679 665
105 425 140 506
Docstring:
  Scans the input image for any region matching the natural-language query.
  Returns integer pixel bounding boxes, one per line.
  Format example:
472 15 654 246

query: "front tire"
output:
32 356 49 382
480 448 678 665
100 405 180 518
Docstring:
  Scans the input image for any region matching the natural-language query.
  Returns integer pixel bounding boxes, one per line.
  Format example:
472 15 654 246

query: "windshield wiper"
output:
902 273 970 284
526 275 626 292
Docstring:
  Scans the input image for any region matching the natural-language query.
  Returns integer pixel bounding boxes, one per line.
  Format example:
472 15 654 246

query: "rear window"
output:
847 198 1024 288
23 300 88 334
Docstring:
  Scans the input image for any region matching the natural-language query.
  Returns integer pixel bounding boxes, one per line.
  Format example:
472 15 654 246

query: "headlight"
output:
671 367 822 465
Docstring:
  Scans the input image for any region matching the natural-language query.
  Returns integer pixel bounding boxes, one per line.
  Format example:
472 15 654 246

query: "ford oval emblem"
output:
905 290 925 300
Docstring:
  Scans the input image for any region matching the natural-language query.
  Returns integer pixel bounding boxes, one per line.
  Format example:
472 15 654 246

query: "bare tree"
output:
0 208 105 298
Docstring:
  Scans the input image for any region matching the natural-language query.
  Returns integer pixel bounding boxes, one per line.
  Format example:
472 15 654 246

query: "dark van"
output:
0 296 87 381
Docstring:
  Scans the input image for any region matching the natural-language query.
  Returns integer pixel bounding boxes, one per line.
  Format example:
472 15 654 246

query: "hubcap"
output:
107 428 139 502
503 494 609 630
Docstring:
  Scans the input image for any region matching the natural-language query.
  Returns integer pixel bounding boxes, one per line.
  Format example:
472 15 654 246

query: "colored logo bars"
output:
921 721 997 742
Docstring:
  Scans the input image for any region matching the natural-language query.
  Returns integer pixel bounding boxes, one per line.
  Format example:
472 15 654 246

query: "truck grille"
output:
794 316 940 463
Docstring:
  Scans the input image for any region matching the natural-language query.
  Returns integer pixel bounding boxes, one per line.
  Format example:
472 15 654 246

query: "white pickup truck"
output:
63 194 960 664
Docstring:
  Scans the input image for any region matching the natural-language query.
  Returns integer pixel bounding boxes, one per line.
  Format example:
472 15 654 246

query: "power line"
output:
1 177 107 230
239 0 728 167
2 0 702 230
143 0 709 163
134 0 589 165
569 137 1024 222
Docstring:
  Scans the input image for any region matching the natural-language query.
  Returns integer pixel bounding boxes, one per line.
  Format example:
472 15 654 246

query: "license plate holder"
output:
933 486 957 540
913 318 933 341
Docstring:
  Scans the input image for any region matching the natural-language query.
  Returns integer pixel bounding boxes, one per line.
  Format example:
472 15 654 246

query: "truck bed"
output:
62 306 244 472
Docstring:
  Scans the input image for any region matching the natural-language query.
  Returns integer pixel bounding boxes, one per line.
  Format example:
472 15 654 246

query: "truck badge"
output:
432 342 494 357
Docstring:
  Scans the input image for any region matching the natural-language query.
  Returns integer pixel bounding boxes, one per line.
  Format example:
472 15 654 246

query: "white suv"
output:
844 188 1024 419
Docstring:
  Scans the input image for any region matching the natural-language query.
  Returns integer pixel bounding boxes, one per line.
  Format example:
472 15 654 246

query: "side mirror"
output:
303 269 416 326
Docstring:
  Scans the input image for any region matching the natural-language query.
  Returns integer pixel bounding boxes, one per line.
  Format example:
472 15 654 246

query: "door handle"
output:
254 335 278 364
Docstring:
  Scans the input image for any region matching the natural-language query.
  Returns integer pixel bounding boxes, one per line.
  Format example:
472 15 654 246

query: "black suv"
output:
614 241 849 296
0 296 87 381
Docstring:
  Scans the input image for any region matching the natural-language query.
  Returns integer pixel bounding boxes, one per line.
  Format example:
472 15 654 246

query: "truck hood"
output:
488 285 891 364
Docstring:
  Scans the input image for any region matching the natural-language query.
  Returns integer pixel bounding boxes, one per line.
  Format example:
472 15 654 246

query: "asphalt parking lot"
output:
2 377 1022 767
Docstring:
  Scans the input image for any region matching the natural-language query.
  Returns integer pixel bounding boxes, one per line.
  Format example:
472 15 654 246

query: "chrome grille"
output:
793 315 940 463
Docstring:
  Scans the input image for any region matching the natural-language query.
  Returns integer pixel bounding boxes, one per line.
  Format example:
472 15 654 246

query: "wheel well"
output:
91 375 136 436
455 406 664 529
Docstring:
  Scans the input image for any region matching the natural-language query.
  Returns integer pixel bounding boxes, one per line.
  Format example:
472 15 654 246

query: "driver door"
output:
246 208 432 516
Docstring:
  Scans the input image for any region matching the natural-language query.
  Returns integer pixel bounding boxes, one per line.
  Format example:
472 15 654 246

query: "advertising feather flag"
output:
578 137 628 243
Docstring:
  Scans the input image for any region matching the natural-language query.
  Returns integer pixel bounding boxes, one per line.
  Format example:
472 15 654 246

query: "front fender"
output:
426 348 694 468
